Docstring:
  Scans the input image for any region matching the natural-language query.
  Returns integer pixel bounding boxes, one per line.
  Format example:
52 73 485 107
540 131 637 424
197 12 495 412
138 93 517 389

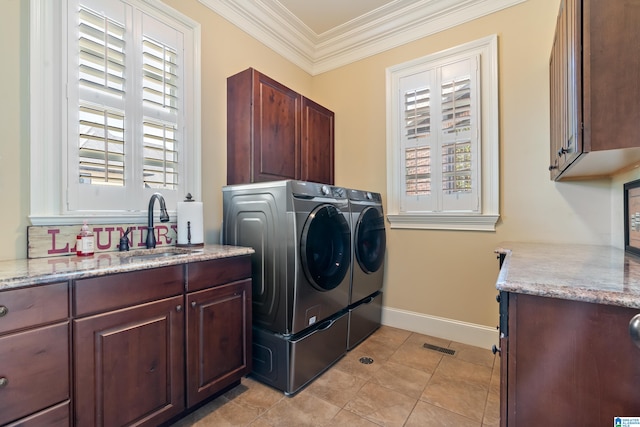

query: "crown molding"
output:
198 0 525 75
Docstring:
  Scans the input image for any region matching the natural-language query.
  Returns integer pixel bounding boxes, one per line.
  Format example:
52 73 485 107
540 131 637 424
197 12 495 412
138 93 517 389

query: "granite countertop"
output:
496 242 640 309
0 244 254 291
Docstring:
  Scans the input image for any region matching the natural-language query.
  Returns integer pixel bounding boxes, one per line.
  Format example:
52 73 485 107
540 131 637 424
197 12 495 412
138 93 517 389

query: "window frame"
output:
29 0 201 226
386 34 499 231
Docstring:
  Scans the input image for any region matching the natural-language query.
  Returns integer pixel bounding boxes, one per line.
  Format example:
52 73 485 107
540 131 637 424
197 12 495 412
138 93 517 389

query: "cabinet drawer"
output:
74 265 184 316
0 322 70 425
0 282 68 335
5 400 70 427
187 256 251 292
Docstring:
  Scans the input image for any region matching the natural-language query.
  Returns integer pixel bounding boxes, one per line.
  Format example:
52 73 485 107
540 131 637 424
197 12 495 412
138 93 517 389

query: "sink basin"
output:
119 247 198 263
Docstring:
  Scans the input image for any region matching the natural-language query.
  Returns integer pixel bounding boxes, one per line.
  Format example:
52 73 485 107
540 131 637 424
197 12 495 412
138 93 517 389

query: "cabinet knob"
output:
0 305 7 317
191 301 196 308
0 377 7 388
176 305 182 312
492 344 501 355
629 314 640 349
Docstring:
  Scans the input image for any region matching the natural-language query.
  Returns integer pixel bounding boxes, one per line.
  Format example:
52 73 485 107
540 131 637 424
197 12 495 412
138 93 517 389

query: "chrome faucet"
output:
146 193 170 249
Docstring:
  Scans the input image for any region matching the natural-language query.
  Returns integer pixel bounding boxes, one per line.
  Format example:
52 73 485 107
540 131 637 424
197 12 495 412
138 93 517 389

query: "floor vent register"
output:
423 343 456 355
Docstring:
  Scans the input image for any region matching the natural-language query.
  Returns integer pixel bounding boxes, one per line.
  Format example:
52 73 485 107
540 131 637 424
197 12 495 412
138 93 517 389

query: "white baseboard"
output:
381 306 499 350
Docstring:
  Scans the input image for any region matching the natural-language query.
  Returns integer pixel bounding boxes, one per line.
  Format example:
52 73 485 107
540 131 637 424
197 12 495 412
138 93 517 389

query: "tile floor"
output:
170 326 500 426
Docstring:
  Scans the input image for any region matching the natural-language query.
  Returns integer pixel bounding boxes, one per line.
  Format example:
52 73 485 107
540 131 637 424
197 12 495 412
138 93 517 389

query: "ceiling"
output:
197 0 526 75
276 0 396 35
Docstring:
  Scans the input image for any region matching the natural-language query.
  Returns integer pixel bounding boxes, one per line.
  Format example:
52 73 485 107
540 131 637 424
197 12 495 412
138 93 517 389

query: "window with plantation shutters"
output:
386 35 499 231
55 0 199 217
30 0 199 225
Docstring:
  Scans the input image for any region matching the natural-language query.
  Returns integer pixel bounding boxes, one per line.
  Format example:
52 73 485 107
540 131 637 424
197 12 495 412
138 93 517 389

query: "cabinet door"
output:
507 294 640 426
549 0 581 179
186 279 251 407
300 97 334 185
253 72 300 182
0 323 69 425
74 296 184 427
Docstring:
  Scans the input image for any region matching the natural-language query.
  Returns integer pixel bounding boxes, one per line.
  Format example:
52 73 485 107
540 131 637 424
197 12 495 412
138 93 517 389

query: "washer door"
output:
300 204 351 291
355 207 386 274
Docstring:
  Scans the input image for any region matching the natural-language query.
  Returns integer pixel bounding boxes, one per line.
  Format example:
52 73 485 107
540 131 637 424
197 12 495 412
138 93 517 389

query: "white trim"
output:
198 0 525 75
387 213 500 231
386 35 499 231
381 306 499 350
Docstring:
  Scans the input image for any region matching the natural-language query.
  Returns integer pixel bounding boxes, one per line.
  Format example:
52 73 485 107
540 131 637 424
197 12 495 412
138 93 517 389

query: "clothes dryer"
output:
346 189 386 349
348 189 386 303
222 180 351 335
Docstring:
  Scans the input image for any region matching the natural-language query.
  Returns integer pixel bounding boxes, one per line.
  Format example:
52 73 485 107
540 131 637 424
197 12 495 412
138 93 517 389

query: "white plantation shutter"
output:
141 36 180 189
397 56 480 214
440 58 478 212
67 0 187 212
404 87 431 197
143 120 178 188
77 6 127 188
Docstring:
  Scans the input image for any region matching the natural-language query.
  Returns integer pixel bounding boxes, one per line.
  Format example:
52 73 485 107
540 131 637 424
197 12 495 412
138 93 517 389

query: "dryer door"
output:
300 204 351 291
355 207 386 274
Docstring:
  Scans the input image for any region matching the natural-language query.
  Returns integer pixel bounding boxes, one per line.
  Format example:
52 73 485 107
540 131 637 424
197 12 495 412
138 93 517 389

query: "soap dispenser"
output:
76 220 95 256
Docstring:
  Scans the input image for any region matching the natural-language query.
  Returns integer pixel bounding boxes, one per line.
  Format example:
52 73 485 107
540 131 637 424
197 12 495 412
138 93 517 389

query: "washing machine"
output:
223 180 351 394
222 180 351 335
346 188 386 349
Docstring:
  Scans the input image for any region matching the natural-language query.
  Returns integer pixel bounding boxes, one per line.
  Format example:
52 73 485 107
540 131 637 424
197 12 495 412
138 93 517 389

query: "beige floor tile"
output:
369 360 431 399
257 391 342 426
325 409 382 426
224 377 284 415
420 357 492 422
333 348 385 380
421 377 488 422
344 381 417 427
405 400 481 427
449 342 496 369
305 366 367 407
171 330 500 427
388 335 444 374
349 334 402 362
194 400 262 426
369 325 412 347
170 397 229 426
482 386 500 427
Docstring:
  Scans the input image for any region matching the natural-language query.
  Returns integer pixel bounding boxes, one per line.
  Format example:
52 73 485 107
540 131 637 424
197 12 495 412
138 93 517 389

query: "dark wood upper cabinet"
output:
549 0 640 180
227 68 334 185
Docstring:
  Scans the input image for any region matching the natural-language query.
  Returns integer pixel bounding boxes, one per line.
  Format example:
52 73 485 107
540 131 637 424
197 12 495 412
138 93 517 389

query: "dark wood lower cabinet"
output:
71 256 252 426
5 401 70 427
502 293 640 426
74 296 185 427
0 322 70 425
186 279 252 407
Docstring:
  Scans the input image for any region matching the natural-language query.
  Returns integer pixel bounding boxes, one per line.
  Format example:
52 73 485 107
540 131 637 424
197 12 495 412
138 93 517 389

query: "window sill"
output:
29 212 176 227
386 213 499 231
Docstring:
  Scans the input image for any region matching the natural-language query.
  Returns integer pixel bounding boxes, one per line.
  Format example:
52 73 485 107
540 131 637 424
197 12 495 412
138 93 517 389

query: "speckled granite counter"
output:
496 242 640 309
0 244 254 291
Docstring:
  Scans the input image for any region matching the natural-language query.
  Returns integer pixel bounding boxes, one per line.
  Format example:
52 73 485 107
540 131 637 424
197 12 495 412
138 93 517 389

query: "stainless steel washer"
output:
223 180 352 394
223 180 351 335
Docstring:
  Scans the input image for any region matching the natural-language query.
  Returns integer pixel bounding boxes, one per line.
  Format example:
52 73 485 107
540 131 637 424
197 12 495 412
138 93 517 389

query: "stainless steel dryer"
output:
222 180 351 394
347 188 386 349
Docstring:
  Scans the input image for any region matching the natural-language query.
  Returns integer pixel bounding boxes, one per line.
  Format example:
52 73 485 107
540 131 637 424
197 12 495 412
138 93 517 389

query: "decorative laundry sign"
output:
27 223 177 259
